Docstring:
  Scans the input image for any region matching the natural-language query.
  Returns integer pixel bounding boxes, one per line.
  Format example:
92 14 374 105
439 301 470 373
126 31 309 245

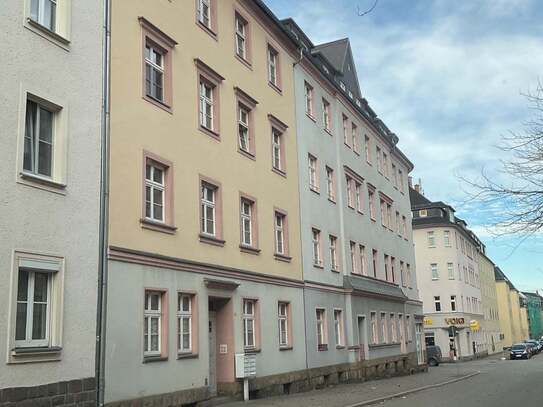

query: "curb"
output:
343 371 481 407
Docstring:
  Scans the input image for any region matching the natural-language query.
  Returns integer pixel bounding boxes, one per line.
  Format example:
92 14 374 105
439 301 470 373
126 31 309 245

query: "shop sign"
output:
445 317 465 325
424 318 433 326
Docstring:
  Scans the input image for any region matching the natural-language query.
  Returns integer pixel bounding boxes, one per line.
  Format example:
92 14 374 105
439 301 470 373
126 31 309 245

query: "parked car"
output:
524 340 540 354
427 345 442 366
510 343 532 359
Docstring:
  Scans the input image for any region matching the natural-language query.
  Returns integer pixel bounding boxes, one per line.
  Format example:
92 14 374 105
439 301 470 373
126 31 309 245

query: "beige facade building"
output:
479 253 502 354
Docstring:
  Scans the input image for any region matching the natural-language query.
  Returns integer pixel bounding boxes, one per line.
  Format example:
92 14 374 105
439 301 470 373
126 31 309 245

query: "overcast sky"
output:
267 0 543 292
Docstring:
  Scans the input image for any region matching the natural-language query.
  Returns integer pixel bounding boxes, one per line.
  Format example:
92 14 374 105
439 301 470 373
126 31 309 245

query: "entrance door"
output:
208 311 217 394
357 316 366 361
415 323 424 365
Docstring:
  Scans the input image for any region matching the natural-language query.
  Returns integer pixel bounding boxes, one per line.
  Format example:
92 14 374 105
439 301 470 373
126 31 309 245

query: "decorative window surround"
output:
243 298 260 351
316 308 328 351
196 0 218 39
325 166 336 202
304 81 315 119
278 301 293 349
177 292 198 357
334 309 344 347
308 154 319 193
25 0 71 49
269 114 288 177
199 175 224 246
239 192 260 254
234 87 258 159
273 208 291 261
139 17 177 113
195 58 225 140
143 289 168 361
267 43 282 93
234 10 251 67
312 228 323 268
141 151 176 234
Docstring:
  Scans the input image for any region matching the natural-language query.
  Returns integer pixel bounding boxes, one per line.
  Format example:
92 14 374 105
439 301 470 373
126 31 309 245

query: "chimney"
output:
414 178 423 195
408 176 413 188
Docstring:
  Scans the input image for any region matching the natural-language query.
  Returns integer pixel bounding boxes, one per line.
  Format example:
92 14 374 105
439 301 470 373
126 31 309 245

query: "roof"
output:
343 275 408 302
495 266 517 291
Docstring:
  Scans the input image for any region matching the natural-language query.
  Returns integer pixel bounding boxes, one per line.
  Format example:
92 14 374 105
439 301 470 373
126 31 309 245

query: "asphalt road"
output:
377 353 543 407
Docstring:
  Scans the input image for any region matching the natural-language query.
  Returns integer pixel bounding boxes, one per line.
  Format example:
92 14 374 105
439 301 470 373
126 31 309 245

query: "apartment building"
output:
0 0 103 405
283 19 424 372
104 0 306 405
410 186 485 360
479 252 502 354
522 292 543 339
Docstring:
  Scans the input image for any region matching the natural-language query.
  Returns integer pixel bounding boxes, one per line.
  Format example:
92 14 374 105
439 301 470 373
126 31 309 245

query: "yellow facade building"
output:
495 267 528 348
478 253 502 354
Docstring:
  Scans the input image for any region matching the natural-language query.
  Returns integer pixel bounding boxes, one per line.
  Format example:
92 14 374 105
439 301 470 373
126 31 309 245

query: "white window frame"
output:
23 99 55 179
235 14 247 59
238 104 250 153
447 262 455 280
199 81 214 130
370 312 378 344
322 98 331 130
312 228 322 266
350 241 357 274
305 82 313 116
308 155 318 190
145 44 165 102
178 293 192 353
346 176 354 207
243 299 256 349
380 312 388 344
326 167 335 201
268 47 278 86
316 308 326 347
30 0 57 32
359 244 367 275
278 302 289 347
450 295 457 312
275 213 285 255
144 291 162 357
334 309 343 346
390 314 397 342
434 296 441 312
240 199 253 246
272 129 282 171
201 183 216 236
145 163 165 223
427 231 436 247
444 230 451 247
355 182 363 212
329 235 338 271
197 0 211 28
431 263 439 280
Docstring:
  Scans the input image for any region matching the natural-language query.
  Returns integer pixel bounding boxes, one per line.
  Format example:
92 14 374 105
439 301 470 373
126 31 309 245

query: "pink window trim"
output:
274 207 291 261
198 174 225 246
242 297 261 351
195 0 218 39
311 226 324 268
342 114 351 148
267 42 282 93
329 234 341 272
235 87 258 158
234 9 252 67
325 165 336 203
308 154 320 194
333 308 345 348
144 288 169 360
278 301 294 349
322 97 332 133
139 17 177 113
177 292 199 357
316 307 328 350
352 123 360 155
379 191 394 205
239 191 260 253
195 58 225 140
269 114 288 176
141 150 176 234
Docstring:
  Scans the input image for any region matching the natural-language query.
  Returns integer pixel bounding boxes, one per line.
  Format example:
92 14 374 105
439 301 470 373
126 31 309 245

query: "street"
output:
226 353 543 407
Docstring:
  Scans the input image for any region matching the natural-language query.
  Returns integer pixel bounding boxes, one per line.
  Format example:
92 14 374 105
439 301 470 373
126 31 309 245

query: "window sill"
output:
317 344 328 352
370 218 376 223
240 245 261 255
328 197 336 204
272 166 287 178
199 233 226 247
199 125 221 141
268 81 282 95
369 343 400 349
336 345 346 350
238 148 256 161
177 352 199 360
306 113 316 123
141 218 177 234
9 346 62 364
235 54 252 69
19 172 67 193
310 186 320 195
324 128 333 136
244 348 261 354
331 268 340 273
143 94 173 114
26 18 70 49
354 150 361 156
348 205 355 210
197 21 218 41
12 346 62 356
279 346 293 351
313 263 324 269
274 253 292 263
143 355 168 364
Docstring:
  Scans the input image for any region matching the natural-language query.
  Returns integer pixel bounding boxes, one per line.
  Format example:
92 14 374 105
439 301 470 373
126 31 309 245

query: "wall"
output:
479 254 502 354
0 0 102 391
495 281 514 348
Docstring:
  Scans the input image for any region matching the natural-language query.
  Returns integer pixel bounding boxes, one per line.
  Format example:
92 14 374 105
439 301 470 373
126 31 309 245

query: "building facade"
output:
1 0 103 405
494 267 527 347
283 19 424 373
522 292 543 340
105 0 307 405
479 252 502 354
410 187 486 361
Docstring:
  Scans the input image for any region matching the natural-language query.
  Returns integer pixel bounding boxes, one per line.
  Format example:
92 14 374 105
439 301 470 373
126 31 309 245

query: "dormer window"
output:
348 91 353 99
323 65 329 74
419 209 428 217
356 99 361 107
340 82 346 91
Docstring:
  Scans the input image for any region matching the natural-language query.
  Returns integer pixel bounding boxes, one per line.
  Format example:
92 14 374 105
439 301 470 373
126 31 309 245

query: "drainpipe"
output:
96 0 111 405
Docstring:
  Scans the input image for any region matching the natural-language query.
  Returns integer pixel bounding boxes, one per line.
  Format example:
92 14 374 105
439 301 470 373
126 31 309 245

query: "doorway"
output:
208 297 234 395
208 311 217 394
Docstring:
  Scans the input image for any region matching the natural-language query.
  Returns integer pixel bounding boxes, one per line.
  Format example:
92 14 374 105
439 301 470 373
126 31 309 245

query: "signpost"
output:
235 353 257 401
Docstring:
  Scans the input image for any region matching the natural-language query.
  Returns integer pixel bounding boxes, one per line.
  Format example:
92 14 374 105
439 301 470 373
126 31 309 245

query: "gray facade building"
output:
283 19 425 371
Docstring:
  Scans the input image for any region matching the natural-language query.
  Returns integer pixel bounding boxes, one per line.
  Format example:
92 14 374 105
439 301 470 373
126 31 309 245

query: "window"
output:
447 263 454 280
316 309 327 350
199 81 214 130
144 291 163 357
382 153 389 177
372 249 378 278
334 310 343 346
235 13 248 61
376 146 382 172
240 198 255 247
30 0 56 31
197 0 214 31
368 188 376 220
312 228 322 266
434 296 441 312
431 263 439 280
400 261 406 287
387 203 393 230
238 104 250 154
384 254 389 281
390 314 397 342
406 263 412 288
365 135 371 163
380 312 388 343
450 295 457 312
419 209 428 217
342 115 349 146
196 60 224 137
326 166 335 201
346 176 354 208
308 154 319 191
278 302 289 348
398 169 404 192
271 126 285 173
396 211 401 235
274 211 287 256
359 245 367 275
322 98 331 131
243 299 256 349
145 162 165 222
370 312 378 344
329 235 339 271
392 164 397 187
15 270 50 348
391 257 396 283
427 231 436 247
352 123 359 153
406 315 412 341
177 294 194 354
380 199 387 227
304 82 314 116
444 230 451 247
355 182 363 212
201 183 217 236
23 99 55 178
145 44 165 103
267 45 280 88
402 216 407 238
350 241 357 274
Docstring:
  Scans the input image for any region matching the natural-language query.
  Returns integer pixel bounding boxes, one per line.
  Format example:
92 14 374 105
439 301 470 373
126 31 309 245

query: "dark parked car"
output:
427 345 442 366
510 343 532 359
524 340 540 354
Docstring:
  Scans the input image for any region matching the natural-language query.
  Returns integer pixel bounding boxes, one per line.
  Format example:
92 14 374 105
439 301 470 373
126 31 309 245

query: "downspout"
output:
96 0 111 405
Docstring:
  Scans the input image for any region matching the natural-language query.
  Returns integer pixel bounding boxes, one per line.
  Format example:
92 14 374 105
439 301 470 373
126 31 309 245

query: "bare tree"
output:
461 82 543 236
357 0 379 17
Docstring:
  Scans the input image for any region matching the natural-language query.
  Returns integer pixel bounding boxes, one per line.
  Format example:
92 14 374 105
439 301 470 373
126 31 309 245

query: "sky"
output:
266 0 543 292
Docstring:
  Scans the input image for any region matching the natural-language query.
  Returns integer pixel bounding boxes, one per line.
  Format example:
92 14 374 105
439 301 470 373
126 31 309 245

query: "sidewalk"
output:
224 360 483 407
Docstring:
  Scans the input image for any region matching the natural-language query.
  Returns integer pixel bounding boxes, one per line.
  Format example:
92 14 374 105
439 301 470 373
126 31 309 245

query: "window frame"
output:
196 0 218 37
322 98 332 132
304 82 314 118
177 293 198 356
278 302 292 349
434 296 441 312
143 289 168 359
431 263 439 280
199 176 224 245
234 87 258 158
242 298 260 350
269 114 288 176
267 44 282 91
325 166 336 202
308 154 319 192
316 308 328 350
239 193 259 252
234 11 251 65
312 228 323 267
273 208 290 260
333 309 344 347
329 235 339 272
196 59 224 140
